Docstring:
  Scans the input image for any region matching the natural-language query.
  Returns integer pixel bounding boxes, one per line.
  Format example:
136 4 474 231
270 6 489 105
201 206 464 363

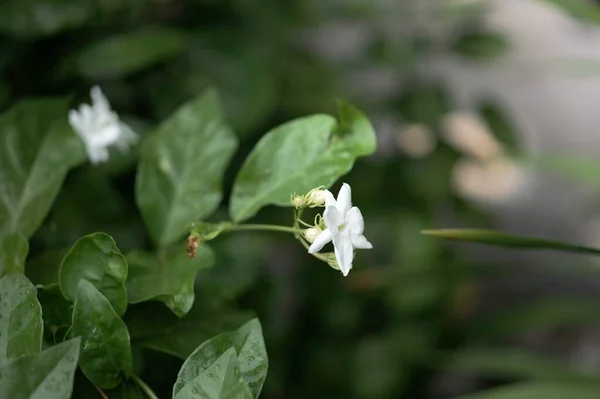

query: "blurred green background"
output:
7 0 600 398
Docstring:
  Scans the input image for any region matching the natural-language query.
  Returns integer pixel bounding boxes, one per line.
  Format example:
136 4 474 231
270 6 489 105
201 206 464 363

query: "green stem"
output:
227 224 301 234
132 375 159 399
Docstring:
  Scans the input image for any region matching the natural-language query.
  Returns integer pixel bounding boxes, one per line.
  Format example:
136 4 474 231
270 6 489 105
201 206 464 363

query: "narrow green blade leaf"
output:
127 302 254 359
174 347 253 399
458 382 600 399
0 99 85 238
59 233 128 316
72 27 189 79
230 100 376 222
71 280 133 389
0 337 80 399
0 233 28 276
173 318 268 398
136 89 238 247
0 274 42 362
446 347 595 382
125 245 214 317
421 229 600 256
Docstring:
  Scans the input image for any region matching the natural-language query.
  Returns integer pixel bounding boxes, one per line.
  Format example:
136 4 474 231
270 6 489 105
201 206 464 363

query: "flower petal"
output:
324 190 336 207
308 228 333 253
333 234 354 276
336 183 352 216
324 206 343 230
346 207 365 235
351 234 373 249
90 86 111 113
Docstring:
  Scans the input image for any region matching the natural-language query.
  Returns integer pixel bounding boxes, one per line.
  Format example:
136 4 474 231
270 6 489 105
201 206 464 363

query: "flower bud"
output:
291 194 306 208
303 227 323 243
308 189 327 207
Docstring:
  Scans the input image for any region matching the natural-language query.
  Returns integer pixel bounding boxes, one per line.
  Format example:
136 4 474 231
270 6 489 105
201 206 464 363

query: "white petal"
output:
90 86 111 113
308 228 333 253
336 183 352 216
351 234 373 249
324 206 343 230
346 206 364 235
333 234 354 276
324 190 336 207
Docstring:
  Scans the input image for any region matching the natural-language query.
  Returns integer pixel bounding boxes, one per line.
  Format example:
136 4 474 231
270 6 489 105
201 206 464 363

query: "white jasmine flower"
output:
308 183 372 276
303 227 323 243
308 189 328 207
68 86 138 164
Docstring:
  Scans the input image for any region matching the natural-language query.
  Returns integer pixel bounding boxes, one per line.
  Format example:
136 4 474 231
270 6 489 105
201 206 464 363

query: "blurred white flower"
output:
396 123 437 158
442 112 503 161
68 86 138 164
308 183 373 276
452 157 528 204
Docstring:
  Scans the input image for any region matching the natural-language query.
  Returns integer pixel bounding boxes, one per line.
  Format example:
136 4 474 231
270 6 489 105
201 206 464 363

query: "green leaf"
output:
104 381 144 399
136 89 238 247
451 31 509 61
458 382 600 399
0 274 42 362
446 347 595 382
59 232 128 316
26 248 68 287
71 280 133 389
421 229 600 256
127 302 254 359
544 0 600 25
125 245 214 317
230 100 376 222
174 347 253 399
173 318 268 398
37 284 73 342
0 99 85 238
0 337 80 399
0 233 28 276
72 27 189 79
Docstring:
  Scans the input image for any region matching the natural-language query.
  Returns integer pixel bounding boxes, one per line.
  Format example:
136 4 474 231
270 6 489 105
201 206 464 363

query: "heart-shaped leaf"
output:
0 273 42 362
229 100 376 222
0 338 80 399
173 318 268 398
71 280 133 389
0 99 85 238
174 347 253 399
0 233 28 276
125 245 214 317
421 229 600 256
59 232 128 316
136 89 238 247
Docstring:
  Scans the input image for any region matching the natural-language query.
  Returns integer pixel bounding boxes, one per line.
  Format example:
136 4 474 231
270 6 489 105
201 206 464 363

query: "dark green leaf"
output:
71 280 133 389
452 31 509 61
37 284 73 342
127 301 254 359
26 248 68 287
0 99 85 238
421 229 600 256
173 318 268 398
0 338 80 399
59 232 128 316
458 382 600 399
544 0 600 25
0 233 28 276
0 274 42 362
230 100 376 222
72 27 189 79
125 245 214 317
104 380 144 399
174 347 253 399
136 89 238 247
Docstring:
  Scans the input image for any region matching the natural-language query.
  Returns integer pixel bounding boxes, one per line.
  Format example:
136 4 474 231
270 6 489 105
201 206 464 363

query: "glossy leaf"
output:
71 280 133 389
136 89 238 247
125 245 214 317
421 229 600 256
127 301 253 359
0 233 28 276
59 232 128 316
458 382 600 399
174 347 253 399
0 338 80 399
0 99 85 238
230 100 376 222
0 274 42 362
173 318 268 398
73 27 189 79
